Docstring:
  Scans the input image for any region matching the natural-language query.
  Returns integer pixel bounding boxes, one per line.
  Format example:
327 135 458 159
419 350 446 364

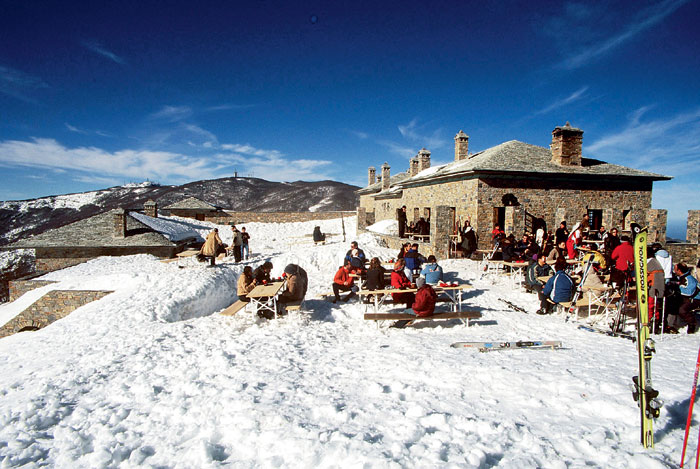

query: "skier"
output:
668 263 700 334
540 257 574 314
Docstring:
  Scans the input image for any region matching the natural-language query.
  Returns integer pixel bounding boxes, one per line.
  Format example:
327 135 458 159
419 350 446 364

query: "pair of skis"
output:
451 340 562 352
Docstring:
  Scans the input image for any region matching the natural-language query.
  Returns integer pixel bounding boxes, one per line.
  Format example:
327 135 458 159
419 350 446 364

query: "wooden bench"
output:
283 300 304 312
364 309 482 326
220 300 248 316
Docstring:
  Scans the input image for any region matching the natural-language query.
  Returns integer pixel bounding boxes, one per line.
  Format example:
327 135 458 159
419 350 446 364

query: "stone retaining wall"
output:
666 243 700 266
8 277 57 302
205 211 354 225
0 289 113 338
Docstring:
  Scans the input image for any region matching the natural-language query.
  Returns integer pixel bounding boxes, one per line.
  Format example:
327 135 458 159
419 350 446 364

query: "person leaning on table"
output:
540 257 574 315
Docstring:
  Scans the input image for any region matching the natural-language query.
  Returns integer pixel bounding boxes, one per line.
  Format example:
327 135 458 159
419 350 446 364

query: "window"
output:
588 209 603 231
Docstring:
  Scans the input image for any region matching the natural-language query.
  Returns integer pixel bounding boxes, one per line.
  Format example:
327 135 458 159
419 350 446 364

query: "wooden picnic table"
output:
358 284 472 315
502 261 529 290
247 281 285 319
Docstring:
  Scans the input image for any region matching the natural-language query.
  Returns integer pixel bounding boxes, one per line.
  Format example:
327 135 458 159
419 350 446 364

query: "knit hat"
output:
284 264 297 275
415 277 426 288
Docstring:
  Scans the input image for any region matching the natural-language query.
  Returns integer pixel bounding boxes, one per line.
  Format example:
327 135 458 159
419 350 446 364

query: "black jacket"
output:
366 266 386 291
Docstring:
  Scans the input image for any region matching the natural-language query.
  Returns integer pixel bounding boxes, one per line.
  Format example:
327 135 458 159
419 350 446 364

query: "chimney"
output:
144 200 158 218
418 148 431 171
550 122 583 166
381 162 391 191
368 166 376 186
454 130 469 161
409 156 419 177
113 209 126 238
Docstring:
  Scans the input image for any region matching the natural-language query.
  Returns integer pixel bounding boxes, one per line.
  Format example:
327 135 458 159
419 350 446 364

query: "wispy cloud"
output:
534 86 589 116
0 65 48 103
205 104 258 112
347 130 369 140
82 40 126 65
554 0 689 70
587 106 700 175
377 140 416 159
397 119 445 149
65 123 88 134
149 105 193 122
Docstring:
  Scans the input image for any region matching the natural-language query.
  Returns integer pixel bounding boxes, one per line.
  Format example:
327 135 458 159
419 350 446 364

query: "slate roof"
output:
394 140 671 188
5 209 177 248
162 197 218 210
356 171 411 195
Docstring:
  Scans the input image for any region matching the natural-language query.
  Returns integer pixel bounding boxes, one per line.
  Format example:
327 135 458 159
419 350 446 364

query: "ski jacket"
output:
366 266 386 291
391 269 413 304
655 249 673 280
680 273 700 300
647 257 665 298
237 273 256 297
253 266 271 284
404 249 423 271
420 263 443 284
200 231 223 257
232 230 243 246
345 248 366 269
334 267 354 286
543 270 574 303
312 227 325 242
412 285 438 317
526 262 552 287
611 242 634 271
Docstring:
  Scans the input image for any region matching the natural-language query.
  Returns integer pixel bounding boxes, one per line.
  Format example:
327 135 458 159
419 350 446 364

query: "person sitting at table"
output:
578 253 605 292
253 261 273 284
364 257 386 304
237 266 257 302
278 264 308 310
540 257 574 315
345 241 366 270
403 243 424 278
547 240 566 263
412 277 437 317
391 259 416 309
332 260 357 303
397 242 410 260
415 217 429 237
516 234 529 256
420 255 444 285
501 236 519 262
604 227 621 256
312 226 326 244
525 254 553 313
491 224 505 245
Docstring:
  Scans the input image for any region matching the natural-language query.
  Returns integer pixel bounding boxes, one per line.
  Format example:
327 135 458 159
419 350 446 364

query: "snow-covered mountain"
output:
0 178 359 246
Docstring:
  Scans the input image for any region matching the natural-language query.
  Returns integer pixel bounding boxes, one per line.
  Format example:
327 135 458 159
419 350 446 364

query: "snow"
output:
130 212 203 242
0 215 698 467
367 218 398 236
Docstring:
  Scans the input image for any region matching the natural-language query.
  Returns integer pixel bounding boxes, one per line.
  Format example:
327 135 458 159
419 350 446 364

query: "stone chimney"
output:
368 166 376 186
381 162 391 191
144 200 158 218
550 122 583 166
454 130 469 161
418 148 431 171
113 209 126 238
409 156 419 177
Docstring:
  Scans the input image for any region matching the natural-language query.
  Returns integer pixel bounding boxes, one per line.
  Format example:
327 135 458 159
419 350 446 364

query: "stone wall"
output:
688 211 700 244
666 243 700 266
646 209 668 244
0 289 112 338
205 211 355 225
32 246 179 273
9 277 57 302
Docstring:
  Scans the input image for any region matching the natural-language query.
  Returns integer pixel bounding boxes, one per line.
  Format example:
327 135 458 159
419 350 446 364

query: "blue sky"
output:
0 0 698 238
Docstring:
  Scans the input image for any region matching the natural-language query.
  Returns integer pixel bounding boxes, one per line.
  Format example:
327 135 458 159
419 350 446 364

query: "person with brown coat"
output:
279 264 308 306
237 266 257 302
199 228 225 266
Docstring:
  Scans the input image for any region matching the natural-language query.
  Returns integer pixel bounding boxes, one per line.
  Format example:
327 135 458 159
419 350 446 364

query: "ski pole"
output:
680 343 700 467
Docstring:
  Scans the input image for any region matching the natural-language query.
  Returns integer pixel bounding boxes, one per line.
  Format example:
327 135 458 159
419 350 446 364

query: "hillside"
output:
0 178 359 246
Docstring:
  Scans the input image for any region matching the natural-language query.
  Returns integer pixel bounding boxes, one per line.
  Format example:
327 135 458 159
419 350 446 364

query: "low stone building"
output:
163 197 226 221
1 201 196 272
358 123 673 258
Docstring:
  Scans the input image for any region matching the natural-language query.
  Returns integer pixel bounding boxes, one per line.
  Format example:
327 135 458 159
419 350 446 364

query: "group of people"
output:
397 205 431 240
199 225 251 265
236 260 308 318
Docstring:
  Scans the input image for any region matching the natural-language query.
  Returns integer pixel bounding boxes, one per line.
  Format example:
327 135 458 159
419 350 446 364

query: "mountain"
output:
0 178 359 247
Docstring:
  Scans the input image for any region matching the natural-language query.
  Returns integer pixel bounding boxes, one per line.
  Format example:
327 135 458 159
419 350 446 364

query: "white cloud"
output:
348 130 369 140
554 0 689 70
534 86 589 116
149 105 193 122
397 119 445 149
82 41 126 65
65 123 88 134
377 140 416 159
0 64 48 103
0 138 219 181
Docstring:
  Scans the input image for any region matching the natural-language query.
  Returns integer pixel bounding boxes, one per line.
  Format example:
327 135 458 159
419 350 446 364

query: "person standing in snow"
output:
241 227 250 260
667 263 700 334
398 205 408 238
647 247 666 333
651 243 673 284
199 228 225 266
231 225 243 262
611 235 634 286
460 220 477 258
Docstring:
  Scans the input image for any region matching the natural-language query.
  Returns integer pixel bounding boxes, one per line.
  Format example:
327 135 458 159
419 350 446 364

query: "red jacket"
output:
391 269 412 302
412 285 437 317
611 242 634 271
334 267 354 286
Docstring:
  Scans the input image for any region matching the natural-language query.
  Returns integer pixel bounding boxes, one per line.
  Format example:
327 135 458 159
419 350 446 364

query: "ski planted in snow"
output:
630 223 662 448
499 298 528 314
451 340 562 352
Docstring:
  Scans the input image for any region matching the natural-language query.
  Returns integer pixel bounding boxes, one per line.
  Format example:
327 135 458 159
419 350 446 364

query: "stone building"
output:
163 196 226 221
1 201 196 272
357 122 672 258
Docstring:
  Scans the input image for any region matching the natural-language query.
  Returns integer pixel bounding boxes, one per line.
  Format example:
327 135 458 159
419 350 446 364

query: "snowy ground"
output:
0 216 699 468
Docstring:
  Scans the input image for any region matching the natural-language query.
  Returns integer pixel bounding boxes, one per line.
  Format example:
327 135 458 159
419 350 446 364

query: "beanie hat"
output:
284 264 297 275
415 277 426 288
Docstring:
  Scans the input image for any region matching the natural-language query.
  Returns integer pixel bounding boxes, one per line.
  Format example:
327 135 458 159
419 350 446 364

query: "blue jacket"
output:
345 248 366 269
404 249 423 271
420 263 443 284
543 270 574 303
680 273 700 300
